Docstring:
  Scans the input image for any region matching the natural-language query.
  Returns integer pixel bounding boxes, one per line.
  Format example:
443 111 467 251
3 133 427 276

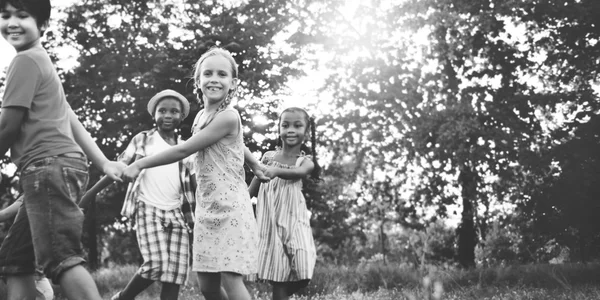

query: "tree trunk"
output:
578 228 586 263
457 166 477 268
380 221 387 264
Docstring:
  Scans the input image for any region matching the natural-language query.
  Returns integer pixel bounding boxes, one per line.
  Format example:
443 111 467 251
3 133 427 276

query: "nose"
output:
6 15 19 28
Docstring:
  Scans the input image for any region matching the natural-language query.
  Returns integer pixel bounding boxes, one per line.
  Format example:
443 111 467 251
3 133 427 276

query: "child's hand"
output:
122 163 142 182
253 163 271 182
264 166 279 179
103 161 127 182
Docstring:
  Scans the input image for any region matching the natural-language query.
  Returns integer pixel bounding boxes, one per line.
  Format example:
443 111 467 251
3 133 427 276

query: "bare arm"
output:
265 159 314 180
0 107 27 157
79 175 115 211
244 147 270 181
0 198 21 222
248 176 261 198
68 110 124 181
123 110 238 180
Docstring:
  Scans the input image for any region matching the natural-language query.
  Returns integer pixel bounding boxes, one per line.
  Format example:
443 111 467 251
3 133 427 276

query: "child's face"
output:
198 55 236 106
279 111 308 147
0 4 44 52
154 97 183 132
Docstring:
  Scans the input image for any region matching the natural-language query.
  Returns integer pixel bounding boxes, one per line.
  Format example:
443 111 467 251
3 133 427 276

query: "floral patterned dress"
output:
191 108 258 274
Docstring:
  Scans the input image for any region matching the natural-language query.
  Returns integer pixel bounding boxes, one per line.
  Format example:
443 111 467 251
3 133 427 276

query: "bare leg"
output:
221 272 251 300
271 282 288 300
197 272 223 300
118 273 154 300
6 275 36 300
160 282 181 300
58 265 101 300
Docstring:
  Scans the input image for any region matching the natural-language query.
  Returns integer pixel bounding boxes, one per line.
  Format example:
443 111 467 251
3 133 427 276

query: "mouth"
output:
206 87 222 92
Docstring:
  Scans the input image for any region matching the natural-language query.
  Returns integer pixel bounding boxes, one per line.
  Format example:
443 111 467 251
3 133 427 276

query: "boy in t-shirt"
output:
0 0 125 299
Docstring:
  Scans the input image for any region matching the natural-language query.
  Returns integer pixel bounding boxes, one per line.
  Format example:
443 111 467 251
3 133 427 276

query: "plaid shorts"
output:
135 201 190 285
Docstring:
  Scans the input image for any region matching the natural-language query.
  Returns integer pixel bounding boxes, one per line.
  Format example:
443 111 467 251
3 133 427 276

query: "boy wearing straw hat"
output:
81 89 195 300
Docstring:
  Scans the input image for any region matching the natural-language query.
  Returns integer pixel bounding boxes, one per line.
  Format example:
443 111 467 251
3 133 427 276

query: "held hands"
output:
264 166 279 179
103 161 127 182
122 162 142 182
251 162 271 182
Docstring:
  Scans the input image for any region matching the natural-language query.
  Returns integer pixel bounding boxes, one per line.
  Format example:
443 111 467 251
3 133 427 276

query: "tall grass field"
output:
2 262 599 299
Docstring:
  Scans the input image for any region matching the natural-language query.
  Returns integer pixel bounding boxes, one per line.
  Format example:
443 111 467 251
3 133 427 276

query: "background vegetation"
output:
1 0 599 298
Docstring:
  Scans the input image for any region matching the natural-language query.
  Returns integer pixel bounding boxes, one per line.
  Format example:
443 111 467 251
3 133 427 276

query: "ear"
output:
40 21 49 33
230 78 238 91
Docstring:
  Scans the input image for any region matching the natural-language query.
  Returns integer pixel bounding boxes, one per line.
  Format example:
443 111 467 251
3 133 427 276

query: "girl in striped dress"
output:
249 107 320 300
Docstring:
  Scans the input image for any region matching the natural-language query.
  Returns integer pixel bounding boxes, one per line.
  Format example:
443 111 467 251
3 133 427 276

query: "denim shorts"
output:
0 154 89 283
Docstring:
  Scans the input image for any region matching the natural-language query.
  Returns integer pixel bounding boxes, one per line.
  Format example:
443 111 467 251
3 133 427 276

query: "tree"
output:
49 0 340 266
316 0 597 267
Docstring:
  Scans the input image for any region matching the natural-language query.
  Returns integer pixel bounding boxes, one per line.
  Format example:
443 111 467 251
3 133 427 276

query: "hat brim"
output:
147 89 190 119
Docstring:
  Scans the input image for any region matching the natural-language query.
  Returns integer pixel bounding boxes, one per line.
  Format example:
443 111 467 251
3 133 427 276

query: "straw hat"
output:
147 89 190 119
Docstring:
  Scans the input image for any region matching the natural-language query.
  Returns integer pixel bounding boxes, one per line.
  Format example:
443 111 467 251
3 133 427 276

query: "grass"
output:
4 262 600 299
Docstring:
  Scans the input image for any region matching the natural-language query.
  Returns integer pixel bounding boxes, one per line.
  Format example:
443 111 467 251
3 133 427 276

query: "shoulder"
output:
297 154 314 167
263 150 276 158
6 53 41 76
130 129 155 144
214 109 240 125
12 45 49 68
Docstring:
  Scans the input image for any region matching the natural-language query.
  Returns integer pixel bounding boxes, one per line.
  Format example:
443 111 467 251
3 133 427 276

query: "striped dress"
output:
256 152 316 282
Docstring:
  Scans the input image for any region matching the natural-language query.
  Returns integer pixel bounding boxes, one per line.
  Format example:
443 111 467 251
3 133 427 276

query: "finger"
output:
109 173 123 182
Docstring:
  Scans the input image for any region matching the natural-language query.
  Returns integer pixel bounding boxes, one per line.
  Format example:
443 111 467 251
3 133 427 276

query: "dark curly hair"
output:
277 107 320 180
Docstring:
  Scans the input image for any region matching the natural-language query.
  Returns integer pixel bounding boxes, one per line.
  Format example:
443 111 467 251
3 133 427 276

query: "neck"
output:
16 38 40 52
156 128 176 140
203 98 225 113
281 143 302 157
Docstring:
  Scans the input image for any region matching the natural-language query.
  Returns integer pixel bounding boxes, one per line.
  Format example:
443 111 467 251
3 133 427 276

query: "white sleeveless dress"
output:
191 108 258 274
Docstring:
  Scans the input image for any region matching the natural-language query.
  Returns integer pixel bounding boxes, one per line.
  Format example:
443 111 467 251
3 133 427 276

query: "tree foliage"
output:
317 0 599 267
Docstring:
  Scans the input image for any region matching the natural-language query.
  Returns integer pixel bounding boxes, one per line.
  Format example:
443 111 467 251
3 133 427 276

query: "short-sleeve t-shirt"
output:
1 40 82 170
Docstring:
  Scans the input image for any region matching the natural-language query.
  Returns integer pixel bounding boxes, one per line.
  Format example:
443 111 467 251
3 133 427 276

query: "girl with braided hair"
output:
248 107 320 300
123 46 268 300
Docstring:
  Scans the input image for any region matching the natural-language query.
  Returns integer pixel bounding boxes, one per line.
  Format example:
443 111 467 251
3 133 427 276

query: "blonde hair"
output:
193 47 238 129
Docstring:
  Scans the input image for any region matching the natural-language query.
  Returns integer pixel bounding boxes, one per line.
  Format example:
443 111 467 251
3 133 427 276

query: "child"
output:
248 107 320 300
0 196 54 300
80 89 196 300
0 1 125 300
122 47 268 300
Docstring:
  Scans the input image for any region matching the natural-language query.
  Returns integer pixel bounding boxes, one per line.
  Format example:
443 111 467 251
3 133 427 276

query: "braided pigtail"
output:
309 116 320 180
199 87 235 130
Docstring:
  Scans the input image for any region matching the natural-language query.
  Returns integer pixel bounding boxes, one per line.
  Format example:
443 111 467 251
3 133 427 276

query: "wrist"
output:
99 159 111 172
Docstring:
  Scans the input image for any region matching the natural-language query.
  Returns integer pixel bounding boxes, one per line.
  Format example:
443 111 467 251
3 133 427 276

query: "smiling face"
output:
197 55 236 107
279 110 309 148
154 97 183 132
0 3 44 52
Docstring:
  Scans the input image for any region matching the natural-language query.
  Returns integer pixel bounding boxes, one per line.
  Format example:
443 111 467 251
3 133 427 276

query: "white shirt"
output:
137 131 182 210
